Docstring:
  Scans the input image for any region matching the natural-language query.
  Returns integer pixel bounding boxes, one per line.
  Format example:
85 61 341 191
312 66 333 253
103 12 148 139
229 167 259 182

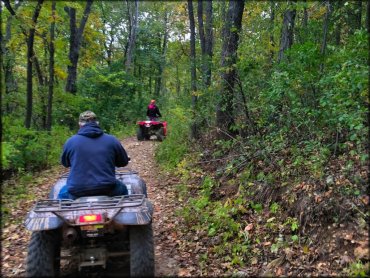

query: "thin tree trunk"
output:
188 0 197 107
197 0 206 87
204 0 213 86
320 0 331 73
198 0 213 87
46 1 56 131
1 1 22 113
154 12 169 97
216 0 245 137
303 0 308 28
33 54 44 86
355 1 362 30
125 0 139 72
333 0 343 45
159 12 168 94
188 0 198 138
65 0 93 94
25 0 44 128
367 0 370 32
149 75 152 95
269 0 275 64
176 65 180 95
277 1 296 63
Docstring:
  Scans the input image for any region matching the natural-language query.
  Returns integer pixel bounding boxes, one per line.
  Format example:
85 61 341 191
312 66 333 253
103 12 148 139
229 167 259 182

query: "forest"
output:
1 0 369 276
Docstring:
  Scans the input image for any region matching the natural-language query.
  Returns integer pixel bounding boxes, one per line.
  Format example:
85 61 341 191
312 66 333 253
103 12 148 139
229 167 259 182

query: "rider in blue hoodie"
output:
58 111 129 199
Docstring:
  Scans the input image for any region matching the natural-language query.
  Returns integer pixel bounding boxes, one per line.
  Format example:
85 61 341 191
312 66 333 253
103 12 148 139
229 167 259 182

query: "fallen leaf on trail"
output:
344 233 353 240
303 245 309 254
354 246 369 260
178 268 191 276
251 257 258 265
245 223 253 231
276 267 283 276
267 257 284 268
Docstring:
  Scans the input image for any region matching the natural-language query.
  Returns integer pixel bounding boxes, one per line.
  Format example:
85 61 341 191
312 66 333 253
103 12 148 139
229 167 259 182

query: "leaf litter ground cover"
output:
1 136 368 277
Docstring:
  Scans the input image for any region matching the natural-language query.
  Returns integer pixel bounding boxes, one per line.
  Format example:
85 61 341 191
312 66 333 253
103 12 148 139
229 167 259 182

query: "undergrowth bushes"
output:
155 106 192 170
2 118 72 174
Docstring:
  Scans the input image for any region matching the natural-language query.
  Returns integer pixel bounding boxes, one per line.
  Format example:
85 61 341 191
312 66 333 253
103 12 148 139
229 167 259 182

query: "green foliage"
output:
284 217 299 232
2 117 71 173
78 64 144 132
269 202 280 214
343 260 370 277
155 106 192 170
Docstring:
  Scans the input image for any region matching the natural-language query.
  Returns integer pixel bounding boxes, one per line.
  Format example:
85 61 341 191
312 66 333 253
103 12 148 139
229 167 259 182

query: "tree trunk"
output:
125 0 139 72
65 0 93 94
216 0 245 138
367 0 370 32
355 1 362 31
320 0 331 72
198 0 213 87
154 12 168 97
188 0 197 106
149 74 152 95
188 0 198 138
269 0 276 64
46 1 56 131
204 0 213 86
303 0 308 28
197 0 206 87
25 0 44 129
176 65 180 95
1 1 22 113
277 1 296 63
333 0 343 45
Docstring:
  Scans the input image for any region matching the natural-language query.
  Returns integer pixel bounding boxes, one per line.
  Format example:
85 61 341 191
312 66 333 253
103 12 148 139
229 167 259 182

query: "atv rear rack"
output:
60 168 138 179
33 194 145 213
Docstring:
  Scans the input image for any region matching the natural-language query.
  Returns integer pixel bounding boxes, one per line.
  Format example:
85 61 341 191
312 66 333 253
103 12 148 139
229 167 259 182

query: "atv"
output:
24 168 154 277
137 119 167 141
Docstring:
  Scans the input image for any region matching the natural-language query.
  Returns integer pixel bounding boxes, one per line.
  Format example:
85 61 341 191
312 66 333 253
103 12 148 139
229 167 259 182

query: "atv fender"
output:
113 199 154 225
24 210 64 231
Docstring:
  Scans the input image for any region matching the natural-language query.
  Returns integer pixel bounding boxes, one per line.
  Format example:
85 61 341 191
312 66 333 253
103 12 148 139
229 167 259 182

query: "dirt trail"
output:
121 137 184 276
1 136 189 277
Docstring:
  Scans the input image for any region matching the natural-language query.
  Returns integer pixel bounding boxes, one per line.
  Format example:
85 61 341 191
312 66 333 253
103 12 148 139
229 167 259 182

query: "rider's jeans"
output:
57 180 128 200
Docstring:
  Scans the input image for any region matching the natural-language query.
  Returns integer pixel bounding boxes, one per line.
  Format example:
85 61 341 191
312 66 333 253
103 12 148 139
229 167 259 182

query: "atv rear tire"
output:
137 127 144 141
129 224 154 277
156 127 165 142
26 229 61 277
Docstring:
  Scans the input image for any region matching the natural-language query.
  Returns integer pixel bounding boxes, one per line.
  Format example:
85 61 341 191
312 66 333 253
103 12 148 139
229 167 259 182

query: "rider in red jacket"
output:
146 100 162 121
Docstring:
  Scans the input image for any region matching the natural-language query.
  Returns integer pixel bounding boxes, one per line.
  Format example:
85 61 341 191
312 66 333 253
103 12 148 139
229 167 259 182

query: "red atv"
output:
136 119 167 141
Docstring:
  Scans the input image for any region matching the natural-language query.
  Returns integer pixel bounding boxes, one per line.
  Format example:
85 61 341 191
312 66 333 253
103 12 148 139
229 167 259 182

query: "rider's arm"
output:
114 139 130 167
61 145 71 167
156 107 162 117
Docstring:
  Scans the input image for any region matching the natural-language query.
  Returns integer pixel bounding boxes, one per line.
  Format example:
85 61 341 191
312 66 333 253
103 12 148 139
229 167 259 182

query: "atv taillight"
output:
79 214 102 223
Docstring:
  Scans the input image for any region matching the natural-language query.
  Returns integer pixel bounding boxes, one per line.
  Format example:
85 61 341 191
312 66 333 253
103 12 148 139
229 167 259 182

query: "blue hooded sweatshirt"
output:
61 122 129 196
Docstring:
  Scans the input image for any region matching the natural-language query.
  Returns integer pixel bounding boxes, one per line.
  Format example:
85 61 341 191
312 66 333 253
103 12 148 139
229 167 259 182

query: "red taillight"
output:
79 214 102 223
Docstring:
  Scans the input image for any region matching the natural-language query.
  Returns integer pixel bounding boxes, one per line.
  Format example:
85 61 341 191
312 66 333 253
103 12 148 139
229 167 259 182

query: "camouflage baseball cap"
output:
79 111 97 123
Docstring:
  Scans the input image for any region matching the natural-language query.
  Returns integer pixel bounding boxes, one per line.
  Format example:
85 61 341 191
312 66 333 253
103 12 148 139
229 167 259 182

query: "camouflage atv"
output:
24 168 154 277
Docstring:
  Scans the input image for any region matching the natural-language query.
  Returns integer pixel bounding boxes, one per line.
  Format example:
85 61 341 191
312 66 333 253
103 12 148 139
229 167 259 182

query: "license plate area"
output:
80 225 104 238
